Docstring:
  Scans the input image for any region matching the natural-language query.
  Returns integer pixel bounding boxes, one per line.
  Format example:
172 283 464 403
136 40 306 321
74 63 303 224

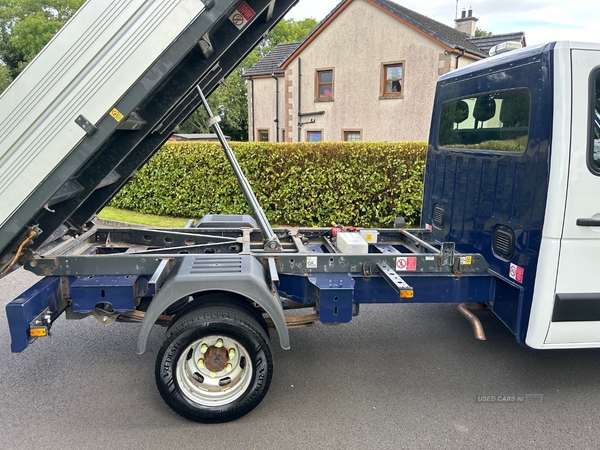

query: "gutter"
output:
249 76 255 141
272 68 279 142
455 47 466 69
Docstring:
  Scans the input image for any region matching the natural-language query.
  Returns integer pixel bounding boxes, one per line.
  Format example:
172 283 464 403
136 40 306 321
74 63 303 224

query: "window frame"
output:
343 130 362 142
306 130 323 142
315 68 334 101
587 67 600 175
258 129 269 142
380 61 404 99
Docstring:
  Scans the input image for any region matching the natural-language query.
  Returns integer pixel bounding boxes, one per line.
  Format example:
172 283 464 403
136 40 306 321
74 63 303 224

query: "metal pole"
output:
196 85 281 250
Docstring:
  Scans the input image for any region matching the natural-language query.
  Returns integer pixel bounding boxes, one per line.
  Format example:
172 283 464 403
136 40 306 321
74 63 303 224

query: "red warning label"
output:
509 263 524 283
396 257 417 271
229 2 255 29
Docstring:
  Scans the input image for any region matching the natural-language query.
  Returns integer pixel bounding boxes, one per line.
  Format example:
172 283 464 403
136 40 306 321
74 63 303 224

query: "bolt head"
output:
197 359 205 369
215 339 223 348
225 363 232 373
200 344 208 353
209 372 216 378
228 349 235 359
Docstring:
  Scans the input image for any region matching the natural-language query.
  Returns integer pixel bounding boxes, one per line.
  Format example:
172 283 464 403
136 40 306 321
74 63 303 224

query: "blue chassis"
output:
6 226 496 353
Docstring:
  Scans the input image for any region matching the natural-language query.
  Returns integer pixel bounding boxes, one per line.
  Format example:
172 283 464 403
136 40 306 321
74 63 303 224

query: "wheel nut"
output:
215 339 223 348
209 372 216 378
228 349 235 359
225 363 232 373
200 344 208 354
197 359 205 369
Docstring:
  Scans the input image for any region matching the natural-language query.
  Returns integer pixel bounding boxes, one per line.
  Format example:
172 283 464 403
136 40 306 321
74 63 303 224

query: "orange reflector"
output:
29 327 48 337
400 290 414 299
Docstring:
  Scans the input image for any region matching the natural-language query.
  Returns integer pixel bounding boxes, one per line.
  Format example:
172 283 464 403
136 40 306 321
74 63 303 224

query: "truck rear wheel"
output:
155 305 273 423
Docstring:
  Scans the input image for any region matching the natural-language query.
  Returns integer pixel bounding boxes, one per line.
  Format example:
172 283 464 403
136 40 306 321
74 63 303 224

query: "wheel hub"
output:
204 346 228 373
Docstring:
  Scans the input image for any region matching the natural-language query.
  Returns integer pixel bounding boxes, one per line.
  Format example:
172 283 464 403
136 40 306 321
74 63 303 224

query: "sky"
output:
285 0 600 46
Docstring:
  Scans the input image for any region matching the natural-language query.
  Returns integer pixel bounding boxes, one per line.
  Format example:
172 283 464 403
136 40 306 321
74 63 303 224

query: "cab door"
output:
546 48 600 346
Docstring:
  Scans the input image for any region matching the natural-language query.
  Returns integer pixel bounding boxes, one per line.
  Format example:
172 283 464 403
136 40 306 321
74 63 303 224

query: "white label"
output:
229 1 255 30
306 257 318 269
396 257 417 271
509 263 524 283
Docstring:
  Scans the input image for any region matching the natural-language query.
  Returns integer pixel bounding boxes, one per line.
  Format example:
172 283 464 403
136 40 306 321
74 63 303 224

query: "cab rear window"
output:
438 90 530 152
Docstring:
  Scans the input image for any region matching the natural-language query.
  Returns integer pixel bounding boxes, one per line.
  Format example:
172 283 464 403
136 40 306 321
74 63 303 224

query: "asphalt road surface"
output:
1 268 599 450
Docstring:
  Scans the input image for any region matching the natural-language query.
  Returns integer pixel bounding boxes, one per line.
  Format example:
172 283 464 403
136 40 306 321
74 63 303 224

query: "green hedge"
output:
111 141 427 227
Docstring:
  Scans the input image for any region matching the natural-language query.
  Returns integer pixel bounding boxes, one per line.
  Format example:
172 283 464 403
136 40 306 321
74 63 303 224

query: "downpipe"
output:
457 302 488 340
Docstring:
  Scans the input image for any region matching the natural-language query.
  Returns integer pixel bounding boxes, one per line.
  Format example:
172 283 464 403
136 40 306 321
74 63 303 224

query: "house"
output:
244 0 525 142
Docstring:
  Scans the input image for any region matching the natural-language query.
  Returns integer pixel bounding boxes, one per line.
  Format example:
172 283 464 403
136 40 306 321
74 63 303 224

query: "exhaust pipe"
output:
457 303 488 340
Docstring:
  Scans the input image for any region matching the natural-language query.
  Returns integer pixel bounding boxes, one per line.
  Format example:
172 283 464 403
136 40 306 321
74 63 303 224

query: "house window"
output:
316 69 333 100
258 129 269 142
307 131 322 142
343 131 361 142
381 62 404 97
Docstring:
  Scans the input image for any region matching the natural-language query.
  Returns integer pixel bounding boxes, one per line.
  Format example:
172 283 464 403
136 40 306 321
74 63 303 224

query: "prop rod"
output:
196 85 281 250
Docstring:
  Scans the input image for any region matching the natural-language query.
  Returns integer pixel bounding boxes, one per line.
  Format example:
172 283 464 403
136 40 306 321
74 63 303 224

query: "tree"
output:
179 18 317 140
0 0 85 83
0 62 10 92
475 27 492 37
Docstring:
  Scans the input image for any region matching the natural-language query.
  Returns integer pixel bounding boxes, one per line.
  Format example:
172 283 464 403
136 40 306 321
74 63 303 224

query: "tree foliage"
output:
475 27 492 37
0 62 10 92
179 18 317 140
0 0 84 91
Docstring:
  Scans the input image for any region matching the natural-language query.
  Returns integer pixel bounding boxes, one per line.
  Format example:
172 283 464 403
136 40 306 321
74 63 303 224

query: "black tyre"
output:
155 305 273 423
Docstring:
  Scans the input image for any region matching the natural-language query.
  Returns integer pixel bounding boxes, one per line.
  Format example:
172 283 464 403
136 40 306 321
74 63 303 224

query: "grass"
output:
97 206 189 228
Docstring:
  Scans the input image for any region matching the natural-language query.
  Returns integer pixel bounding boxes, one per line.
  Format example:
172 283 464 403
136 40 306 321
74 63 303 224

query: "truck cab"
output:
422 41 600 349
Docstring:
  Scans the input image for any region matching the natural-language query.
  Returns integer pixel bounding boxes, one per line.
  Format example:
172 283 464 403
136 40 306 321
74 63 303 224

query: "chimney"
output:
455 6 478 37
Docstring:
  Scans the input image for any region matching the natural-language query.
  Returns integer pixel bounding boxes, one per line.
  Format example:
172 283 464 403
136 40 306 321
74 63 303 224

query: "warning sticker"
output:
425 223 433 231
229 1 255 30
396 257 417 271
109 108 124 122
460 256 472 265
509 263 524 283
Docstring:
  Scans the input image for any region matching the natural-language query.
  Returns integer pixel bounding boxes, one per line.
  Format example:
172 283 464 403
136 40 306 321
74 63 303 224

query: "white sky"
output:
285 0 600 45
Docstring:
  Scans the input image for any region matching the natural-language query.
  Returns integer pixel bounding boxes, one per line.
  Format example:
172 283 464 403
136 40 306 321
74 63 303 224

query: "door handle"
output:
576 218 600 227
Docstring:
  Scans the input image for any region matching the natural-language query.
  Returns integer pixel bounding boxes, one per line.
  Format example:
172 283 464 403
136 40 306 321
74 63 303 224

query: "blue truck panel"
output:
5 277 63 352
422 43 556 345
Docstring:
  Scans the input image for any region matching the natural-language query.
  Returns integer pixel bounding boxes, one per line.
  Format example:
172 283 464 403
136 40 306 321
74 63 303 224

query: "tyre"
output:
155 305 273 423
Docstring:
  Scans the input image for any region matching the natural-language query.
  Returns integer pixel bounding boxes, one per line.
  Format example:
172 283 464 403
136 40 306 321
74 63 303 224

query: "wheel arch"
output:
136 256 290 354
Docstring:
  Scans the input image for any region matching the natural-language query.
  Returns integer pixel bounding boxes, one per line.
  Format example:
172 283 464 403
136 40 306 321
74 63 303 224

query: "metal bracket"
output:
439 242 455 267
148 258 174 293
75 115 97 136
362 262 372 278
206 115 221 127
376 263 414 298
266 257 279 294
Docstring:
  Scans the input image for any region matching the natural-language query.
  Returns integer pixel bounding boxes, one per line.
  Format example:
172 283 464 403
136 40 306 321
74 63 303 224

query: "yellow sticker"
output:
460 256 472 265
109 108 124 122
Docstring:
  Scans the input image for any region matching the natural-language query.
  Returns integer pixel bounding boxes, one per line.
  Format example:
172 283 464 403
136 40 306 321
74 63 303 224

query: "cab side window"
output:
591 71 600 170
